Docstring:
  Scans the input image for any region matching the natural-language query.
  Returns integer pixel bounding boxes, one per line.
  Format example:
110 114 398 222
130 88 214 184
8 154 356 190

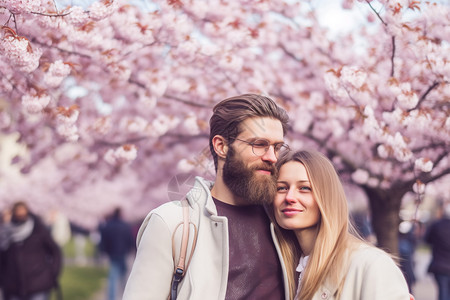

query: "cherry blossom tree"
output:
0 0 448 252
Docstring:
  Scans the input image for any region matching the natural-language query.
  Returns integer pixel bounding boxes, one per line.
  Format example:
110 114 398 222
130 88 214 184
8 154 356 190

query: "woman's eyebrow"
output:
277 180 310 183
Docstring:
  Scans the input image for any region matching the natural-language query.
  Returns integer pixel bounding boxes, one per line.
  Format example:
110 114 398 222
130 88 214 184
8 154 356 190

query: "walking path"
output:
413 249 437 300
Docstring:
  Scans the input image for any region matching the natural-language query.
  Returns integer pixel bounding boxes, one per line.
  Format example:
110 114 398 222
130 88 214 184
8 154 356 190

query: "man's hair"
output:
209 94 289 171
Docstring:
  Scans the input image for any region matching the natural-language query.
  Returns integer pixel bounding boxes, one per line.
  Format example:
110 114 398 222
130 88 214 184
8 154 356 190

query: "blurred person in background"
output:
0 208 12 300
425 200 450 300
99 207 135 300
0 201 62 300
398 220 419 293
45 209 71 248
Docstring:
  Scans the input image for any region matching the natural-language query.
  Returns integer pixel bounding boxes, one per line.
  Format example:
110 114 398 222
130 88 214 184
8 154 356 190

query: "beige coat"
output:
123 176 290 300
309 245 410 300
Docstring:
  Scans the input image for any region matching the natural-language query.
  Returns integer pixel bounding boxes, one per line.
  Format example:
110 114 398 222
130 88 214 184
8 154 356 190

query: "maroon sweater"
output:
214 198 285 300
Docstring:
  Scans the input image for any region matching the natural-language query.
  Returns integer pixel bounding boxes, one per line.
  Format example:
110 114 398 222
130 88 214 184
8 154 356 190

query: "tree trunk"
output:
362 186 408 255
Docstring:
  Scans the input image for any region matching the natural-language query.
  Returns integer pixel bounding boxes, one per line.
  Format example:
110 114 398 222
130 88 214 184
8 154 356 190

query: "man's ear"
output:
212 135 228 159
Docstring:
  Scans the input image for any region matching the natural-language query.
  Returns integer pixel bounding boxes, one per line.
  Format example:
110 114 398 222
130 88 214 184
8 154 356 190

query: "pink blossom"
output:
0 0 448 237
397 91 418 110
367 177 379 188
340 66 367 89
292 111 313 133
170 78 191 93
377 145 389 159
54 106 79 141
342 0 354 9
0 111 11 129
324 71 348 100
183 115 200 135
44 60 71 88
413 181 425 194
108 62 131 82
414 158 433 173
177 158 195 173
137 93 157 109
122 117 148 133
21 94 50 113
104 144 137 165
0 0 41 13
352 169 370 184
92 117 112 135
218 54 244 71
200 44 220 56
57 109 79 125
57 124 79 142
0 36 42 73
150 115 180 137
148 77 168 98
0 74 13 92
88 0 118 21
65 6 89 26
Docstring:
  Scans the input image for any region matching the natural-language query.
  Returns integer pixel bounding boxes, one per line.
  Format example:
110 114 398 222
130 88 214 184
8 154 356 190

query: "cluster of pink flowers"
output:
0 0 41 13
415 158 434 173
21 94 51 114
88 0 119 21
43 60 72 88
56 107 79 142
340 66 367 89
351 169 370 185
121 116 148 134
150 115 180 137
104 144 137 165
65 6 90 26
0 0 448 231
0 34 42 73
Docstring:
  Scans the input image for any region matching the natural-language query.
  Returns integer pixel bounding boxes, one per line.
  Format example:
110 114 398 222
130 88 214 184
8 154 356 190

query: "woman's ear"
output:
212 135 228 158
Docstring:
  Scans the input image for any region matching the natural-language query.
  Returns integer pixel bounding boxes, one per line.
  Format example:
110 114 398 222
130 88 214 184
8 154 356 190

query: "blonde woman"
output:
269 149 411 300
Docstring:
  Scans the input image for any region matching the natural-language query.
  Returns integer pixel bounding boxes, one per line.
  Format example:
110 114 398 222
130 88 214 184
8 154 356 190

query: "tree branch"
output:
365 1 396 77
390 36 396 77
164 94 211 108
30 11 70 17
31 39 92 59
411 81 440 110
278 42 302 63
128 78 211 108
366 0 387 26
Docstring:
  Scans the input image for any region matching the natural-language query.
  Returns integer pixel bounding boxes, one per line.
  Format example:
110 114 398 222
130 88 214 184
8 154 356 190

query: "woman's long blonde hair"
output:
268 150 363 300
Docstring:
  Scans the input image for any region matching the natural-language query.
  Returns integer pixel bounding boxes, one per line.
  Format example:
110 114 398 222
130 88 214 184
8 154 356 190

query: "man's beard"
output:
222 146 278 205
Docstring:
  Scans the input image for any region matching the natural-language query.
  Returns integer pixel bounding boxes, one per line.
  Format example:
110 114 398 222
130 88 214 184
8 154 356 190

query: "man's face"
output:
222 117 284 205
12 205 29 225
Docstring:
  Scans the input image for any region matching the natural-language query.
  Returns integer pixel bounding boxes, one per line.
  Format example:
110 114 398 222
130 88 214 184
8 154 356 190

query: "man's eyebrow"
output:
246 137 284 143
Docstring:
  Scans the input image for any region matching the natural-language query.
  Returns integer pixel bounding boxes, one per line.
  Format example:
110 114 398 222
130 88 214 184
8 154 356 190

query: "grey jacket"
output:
123 176 290 300
307 245 410 300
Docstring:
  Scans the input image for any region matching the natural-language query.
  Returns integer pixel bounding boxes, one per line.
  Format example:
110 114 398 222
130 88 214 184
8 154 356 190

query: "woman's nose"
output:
285 189 297 203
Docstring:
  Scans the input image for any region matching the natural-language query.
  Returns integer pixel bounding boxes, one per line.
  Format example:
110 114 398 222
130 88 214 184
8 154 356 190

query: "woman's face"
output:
274 161 321 231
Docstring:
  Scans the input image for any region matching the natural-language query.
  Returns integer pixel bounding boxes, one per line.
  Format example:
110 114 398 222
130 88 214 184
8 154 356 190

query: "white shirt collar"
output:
296 255 310 273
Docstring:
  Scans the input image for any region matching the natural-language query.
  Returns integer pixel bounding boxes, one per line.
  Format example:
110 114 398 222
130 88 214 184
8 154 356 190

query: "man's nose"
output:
261 145 277 163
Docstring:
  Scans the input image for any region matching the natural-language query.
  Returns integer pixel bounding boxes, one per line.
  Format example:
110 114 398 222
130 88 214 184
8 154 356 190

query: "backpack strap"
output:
170 198 198 300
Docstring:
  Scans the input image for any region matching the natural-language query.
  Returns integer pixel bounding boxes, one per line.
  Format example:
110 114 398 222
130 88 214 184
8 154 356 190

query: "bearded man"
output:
124 94 290 300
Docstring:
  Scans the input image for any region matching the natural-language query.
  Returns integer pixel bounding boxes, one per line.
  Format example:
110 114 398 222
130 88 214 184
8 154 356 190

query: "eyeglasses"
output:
233 138 289 158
